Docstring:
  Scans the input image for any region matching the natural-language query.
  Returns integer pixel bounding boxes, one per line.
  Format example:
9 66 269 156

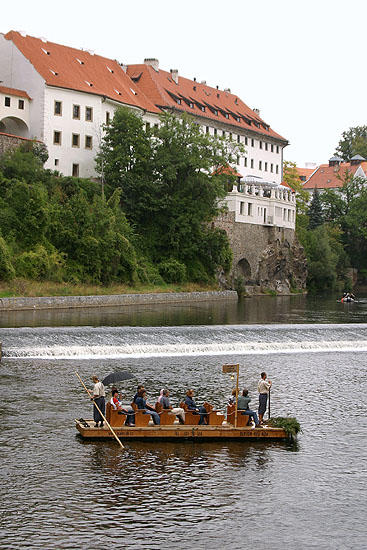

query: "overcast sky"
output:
2 0 366 167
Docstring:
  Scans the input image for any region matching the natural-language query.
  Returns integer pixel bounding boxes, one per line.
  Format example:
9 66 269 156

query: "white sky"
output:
2 0 366 167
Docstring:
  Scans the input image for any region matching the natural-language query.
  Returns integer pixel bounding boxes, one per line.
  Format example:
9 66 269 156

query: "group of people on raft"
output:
90 372 272 428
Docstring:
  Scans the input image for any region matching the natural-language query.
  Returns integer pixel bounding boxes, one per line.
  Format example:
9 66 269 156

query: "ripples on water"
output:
1 297 367 549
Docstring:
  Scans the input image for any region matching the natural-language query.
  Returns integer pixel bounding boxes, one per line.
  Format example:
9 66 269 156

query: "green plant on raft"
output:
268 417 301 437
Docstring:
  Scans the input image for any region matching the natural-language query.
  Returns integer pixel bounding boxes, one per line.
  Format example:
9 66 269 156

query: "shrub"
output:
158 258 187 283
0 236 15 280
14 245 64 281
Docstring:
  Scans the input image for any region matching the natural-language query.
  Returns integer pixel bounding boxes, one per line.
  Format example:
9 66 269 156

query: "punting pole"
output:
234 364 239 428
75 371 124 450
268 387 271 420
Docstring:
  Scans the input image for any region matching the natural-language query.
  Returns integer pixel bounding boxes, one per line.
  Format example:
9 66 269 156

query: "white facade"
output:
0 87 31 137
225 179 296 230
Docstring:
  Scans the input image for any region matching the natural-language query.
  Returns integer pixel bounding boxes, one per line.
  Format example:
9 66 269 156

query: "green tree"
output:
300 225 338 292
335 125 367 161
283 160 309 231
308 189 324 229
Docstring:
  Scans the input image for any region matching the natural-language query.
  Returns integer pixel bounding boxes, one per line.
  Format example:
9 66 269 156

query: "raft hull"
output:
75 419 288 441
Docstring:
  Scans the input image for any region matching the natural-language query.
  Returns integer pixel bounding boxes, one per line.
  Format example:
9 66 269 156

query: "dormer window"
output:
49 70 58 76
42 48 50 55
85 81 93 87
176 98 181 105
76 58 84 65
214 109 218 116
224 113 229 119
114 89 122 96
201 106 205 112
130 88 137 95
107 66 114 73
189 102 194 108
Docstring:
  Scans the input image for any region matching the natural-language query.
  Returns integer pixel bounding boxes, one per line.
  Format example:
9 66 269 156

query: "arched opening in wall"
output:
0 116 29 138
236 258 252 282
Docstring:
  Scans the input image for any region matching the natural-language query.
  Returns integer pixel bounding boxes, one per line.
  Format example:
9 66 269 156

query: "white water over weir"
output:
2 323 367 359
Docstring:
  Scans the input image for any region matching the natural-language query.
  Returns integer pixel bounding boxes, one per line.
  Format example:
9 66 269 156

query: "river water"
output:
1 294 366 549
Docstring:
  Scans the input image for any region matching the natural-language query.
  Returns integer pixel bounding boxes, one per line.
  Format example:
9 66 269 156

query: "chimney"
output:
253 108 260 117
329 155 343 167
170 69 178 84
144 58 159 71
350 154 365 166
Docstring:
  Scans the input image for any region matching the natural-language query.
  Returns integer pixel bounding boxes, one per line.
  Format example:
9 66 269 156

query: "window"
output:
251 138 254 147
206 126 209 134
5 96 11 107
214 109 218 116
154 123 159 129
18 99 24 110
259 141 263 149
240 202 245 215
276 165 279 174
247 203 253 216
85 106 93 121
53 131 61 145
222 131 226 137
54 159 59 166
276 146 279 154
145 122 150 131
214 128 217 136
72 164 79 177
189 102 194 109
259 161 262 170
54 101 62 115
176 98 181 105
229 133 232 140
265 162 268 171
270 163 273 173
72 134 80 147
106 111 110 124
73 105 80 119
85 135 93 149
236 155 240 165
245 137 248 145
244 157 247 167
237 135 240 143
251 159 254 169
271 144 274 152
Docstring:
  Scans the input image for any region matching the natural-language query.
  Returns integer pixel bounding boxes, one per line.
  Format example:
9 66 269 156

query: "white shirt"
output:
93 381 105 397
258 379 271 394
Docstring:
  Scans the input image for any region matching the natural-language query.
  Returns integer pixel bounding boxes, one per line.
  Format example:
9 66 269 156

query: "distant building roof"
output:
303 161 367 190
4 31 159 114
127 61 287 143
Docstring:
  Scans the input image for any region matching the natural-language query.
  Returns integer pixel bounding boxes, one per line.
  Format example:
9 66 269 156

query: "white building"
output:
0 31 294 228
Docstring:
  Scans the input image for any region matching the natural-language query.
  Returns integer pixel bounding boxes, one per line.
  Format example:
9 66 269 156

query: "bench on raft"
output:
179 402 225 426
226 404 250 427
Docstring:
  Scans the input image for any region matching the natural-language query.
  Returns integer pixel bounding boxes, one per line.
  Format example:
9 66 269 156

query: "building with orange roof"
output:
303 156 367 192
0 31 159 178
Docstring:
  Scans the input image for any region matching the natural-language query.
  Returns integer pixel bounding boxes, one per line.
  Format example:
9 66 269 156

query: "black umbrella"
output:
102 371 135 386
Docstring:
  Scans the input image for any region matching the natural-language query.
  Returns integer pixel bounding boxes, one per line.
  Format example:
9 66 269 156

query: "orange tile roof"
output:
4 31 159 114
0 85 30 99
127 63 287 143
303 161 367 189
296 167 315 180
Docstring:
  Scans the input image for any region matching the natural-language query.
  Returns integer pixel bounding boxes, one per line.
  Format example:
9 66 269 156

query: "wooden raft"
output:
75 419 287 440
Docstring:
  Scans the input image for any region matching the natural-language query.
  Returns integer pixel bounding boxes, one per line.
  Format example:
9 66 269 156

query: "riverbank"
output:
0 290 238 311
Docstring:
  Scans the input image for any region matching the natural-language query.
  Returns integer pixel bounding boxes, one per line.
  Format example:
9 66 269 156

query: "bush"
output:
14 245 64 281
185 257 210 283
0 236 15 280
158 258 187 283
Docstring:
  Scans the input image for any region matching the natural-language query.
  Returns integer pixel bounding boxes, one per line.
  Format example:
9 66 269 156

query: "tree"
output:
283 161 309 232
98 109 244 281
335 125 367 161
308 189 324 229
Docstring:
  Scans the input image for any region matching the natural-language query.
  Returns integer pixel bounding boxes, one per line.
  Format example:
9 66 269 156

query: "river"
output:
0 293 366 549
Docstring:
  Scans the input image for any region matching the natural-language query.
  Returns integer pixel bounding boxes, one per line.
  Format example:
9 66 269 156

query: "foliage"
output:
233 276 247 298
0 236 15 280
19 140 49 164
308 189 324 230
97 109 242 280
14 245 64 281
283 160 309 229
268 416 301 437
335 125 367 161
158 258 187 283
298 225 338 292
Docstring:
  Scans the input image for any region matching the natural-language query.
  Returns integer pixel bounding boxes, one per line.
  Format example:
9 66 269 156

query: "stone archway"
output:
0 116 29 138
235 258 252 280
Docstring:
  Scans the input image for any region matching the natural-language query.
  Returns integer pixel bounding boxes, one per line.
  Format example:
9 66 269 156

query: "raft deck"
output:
75 419 288 441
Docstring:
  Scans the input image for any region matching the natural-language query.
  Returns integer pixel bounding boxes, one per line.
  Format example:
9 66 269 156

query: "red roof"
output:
127 63 287 143
303 162 367 190
0 85 30 99
5 31 159 114
296 167 315 180
213 164 243 178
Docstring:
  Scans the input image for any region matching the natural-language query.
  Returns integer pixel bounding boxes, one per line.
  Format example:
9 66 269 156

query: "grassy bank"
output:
0 278 220 298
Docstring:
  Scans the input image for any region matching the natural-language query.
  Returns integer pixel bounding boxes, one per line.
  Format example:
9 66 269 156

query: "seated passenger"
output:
184 389 208 425
135 389 160 425
133 384 145 404
227 388 237 405
157 389 164 403
237 388 260 427
111 389 135 426
161 389 185 424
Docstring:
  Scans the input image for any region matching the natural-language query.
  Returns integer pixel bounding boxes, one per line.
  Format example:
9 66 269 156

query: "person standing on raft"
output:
258 372 272 425
91 375 106 428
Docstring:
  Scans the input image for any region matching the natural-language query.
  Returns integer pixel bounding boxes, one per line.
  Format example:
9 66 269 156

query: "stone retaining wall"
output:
0 290 238 311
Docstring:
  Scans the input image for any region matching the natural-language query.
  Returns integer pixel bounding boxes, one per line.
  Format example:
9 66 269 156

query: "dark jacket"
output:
161 396 171 409
185 396 198 410
135 396 155 411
